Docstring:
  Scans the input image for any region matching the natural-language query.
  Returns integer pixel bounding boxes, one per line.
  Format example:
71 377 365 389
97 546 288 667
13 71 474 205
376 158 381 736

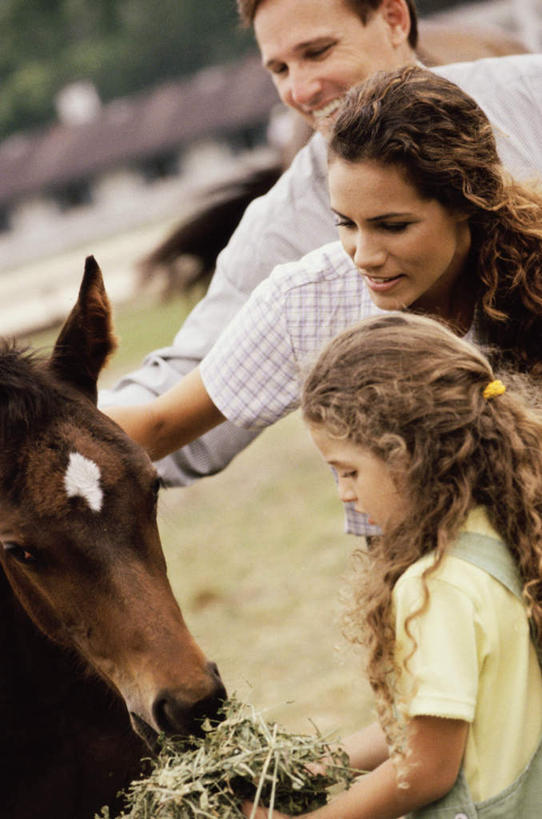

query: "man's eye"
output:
307 44 332 59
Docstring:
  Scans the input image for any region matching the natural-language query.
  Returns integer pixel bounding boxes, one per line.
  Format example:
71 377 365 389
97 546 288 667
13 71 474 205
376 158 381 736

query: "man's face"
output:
254 0 413 136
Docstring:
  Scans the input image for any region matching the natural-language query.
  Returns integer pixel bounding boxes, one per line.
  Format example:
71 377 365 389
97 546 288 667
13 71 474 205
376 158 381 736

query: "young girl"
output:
244 311 542 818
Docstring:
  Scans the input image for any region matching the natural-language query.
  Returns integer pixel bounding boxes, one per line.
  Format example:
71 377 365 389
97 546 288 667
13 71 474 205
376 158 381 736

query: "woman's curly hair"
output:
329 65 542 376
302 312 542 762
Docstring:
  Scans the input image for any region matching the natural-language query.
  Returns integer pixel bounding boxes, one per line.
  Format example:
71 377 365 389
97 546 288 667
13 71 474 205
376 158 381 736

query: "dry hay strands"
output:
96 697 356 818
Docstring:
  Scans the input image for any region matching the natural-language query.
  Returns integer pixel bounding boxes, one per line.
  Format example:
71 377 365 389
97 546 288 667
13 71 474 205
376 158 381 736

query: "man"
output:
102 0 542 498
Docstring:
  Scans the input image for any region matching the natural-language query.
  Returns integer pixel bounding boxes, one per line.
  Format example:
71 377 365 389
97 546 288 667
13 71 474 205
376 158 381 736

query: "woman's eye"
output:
2 541 38 565
333 215 354 228
380 222 411 233
341 471 357 479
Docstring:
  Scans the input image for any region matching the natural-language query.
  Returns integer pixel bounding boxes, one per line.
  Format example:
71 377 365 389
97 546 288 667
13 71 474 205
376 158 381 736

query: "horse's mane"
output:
0 341 62 441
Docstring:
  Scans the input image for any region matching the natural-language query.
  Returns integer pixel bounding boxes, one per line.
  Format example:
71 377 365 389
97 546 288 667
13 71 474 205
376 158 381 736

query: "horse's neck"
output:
1 568 72 694
0 568 146 819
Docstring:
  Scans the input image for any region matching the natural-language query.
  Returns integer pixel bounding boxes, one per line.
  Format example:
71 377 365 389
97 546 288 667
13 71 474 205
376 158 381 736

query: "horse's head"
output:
0 256 225 745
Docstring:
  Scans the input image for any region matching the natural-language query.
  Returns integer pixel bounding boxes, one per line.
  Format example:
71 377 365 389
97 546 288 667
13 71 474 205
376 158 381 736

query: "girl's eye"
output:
341 471 357 479
2 541 38 565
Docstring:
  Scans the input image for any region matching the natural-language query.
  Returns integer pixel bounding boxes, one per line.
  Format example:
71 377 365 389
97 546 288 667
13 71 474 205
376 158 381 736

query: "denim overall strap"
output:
407 529 542 818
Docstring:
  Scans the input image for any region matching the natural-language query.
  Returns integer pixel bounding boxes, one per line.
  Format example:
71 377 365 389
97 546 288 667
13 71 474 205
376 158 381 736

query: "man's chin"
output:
312 117 335 140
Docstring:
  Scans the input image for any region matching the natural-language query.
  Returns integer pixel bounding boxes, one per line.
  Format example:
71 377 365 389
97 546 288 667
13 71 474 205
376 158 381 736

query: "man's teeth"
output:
313 98 342 119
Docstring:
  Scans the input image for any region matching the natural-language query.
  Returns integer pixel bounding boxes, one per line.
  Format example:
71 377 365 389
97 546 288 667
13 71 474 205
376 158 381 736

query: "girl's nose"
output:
337 477 357 505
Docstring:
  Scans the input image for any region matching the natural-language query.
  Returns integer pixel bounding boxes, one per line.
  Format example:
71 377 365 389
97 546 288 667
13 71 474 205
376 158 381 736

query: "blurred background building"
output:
0 0 540 335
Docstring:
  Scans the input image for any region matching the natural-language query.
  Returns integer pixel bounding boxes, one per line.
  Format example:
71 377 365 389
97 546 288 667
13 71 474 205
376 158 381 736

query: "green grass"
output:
23 285 375 738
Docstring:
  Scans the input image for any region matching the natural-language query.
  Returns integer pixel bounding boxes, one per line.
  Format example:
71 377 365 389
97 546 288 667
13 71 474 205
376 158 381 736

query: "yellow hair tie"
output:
483 379 506 400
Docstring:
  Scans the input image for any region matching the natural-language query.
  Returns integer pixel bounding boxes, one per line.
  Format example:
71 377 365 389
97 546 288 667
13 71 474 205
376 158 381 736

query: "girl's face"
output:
309 425 408 531
328 158 472 322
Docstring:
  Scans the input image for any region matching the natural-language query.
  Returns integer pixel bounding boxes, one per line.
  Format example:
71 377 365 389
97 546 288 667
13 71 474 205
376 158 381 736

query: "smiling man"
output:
102 0 542 530
253 0 414 136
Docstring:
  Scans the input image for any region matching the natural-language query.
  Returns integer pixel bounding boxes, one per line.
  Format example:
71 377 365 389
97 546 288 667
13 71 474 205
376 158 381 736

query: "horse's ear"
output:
49 256 117 404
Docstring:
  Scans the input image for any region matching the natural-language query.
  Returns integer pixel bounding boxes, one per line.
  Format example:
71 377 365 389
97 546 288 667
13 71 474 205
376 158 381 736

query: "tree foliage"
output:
0 0 252 139
0 0 482 141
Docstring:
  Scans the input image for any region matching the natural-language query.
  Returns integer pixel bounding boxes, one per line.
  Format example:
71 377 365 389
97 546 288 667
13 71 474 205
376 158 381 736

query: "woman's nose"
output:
354 235 387 271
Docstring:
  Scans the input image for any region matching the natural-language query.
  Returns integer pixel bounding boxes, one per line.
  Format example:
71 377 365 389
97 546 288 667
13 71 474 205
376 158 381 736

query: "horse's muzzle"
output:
134 661 226 743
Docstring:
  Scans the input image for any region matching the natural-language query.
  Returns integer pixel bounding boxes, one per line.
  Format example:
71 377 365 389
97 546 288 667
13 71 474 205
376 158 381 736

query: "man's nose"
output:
286 66 323 108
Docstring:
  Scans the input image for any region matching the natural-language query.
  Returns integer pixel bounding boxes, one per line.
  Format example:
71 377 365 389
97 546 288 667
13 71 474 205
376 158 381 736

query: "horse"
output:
138 19 530 296
0 255 227 819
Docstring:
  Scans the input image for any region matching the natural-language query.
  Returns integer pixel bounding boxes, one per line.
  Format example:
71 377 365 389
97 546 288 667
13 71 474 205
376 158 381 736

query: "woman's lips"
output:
363 273 405 292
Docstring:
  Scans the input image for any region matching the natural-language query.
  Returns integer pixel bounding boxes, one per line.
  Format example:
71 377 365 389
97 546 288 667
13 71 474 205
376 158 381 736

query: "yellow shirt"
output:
393 508 542 802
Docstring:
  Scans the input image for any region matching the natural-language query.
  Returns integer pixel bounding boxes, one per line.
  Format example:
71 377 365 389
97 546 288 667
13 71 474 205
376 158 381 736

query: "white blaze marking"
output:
64 452 103 512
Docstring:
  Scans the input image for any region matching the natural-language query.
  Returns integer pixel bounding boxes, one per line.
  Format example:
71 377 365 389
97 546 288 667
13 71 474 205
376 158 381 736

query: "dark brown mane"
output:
0 342 61 442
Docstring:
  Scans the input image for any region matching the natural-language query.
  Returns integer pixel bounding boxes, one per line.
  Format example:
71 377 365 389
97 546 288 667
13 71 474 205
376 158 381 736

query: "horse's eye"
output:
2 542 38 565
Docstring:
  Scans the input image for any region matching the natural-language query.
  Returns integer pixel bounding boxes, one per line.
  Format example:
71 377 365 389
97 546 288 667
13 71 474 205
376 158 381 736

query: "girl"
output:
245 311 542 818
104 66 542 514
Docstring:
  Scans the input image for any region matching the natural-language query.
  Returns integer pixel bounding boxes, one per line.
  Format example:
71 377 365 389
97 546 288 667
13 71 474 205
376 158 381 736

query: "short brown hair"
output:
237 0 418 49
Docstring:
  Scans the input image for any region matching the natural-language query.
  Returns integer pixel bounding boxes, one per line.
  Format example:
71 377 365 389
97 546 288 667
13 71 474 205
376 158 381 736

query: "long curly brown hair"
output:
302 312 542 759
329 65 542 377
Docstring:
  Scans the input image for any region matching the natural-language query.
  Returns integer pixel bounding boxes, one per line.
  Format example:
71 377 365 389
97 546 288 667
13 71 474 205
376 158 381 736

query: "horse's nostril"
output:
152 673 227 736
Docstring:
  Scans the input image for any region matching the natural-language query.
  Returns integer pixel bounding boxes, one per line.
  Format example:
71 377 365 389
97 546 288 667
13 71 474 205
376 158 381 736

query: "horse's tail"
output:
138 163 282 292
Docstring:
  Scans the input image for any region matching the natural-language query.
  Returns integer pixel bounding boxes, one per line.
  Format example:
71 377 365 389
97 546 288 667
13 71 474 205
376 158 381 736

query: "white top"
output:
200 241 382 430
101 55 542 491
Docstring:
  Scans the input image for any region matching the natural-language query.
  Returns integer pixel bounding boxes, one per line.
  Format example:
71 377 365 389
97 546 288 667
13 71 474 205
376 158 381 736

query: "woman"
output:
327 63 542 375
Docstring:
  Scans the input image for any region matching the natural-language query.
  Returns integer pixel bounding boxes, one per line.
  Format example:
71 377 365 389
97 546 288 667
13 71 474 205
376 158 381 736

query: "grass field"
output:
23 284 375 741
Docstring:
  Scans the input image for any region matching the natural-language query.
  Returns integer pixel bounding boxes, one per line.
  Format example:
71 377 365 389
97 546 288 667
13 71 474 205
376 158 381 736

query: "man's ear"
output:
380 0 411 47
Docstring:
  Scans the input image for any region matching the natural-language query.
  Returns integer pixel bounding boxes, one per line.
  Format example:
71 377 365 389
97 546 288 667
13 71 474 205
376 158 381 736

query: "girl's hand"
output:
241 802 292 818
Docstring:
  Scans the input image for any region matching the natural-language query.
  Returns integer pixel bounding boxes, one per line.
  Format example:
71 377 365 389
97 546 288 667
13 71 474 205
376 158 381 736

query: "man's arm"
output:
105 367 225 462
100 133 335 483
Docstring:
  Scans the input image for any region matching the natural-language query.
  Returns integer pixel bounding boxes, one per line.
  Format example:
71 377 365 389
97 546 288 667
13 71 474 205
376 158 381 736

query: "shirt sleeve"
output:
393 573 482 722
100 134 335 482
165 132 335 363
200 273 301 429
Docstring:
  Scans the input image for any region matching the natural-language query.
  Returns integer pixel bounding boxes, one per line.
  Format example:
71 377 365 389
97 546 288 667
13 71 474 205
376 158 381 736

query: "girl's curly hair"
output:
329 65 542 376
302 312 542 760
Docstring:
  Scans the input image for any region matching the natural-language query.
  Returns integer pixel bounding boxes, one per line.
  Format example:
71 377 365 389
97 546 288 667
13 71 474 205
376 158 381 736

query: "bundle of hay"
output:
97 698 355 818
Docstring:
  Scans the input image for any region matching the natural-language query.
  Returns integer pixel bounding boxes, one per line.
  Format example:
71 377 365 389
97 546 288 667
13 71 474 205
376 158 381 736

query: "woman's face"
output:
328 158 472 321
